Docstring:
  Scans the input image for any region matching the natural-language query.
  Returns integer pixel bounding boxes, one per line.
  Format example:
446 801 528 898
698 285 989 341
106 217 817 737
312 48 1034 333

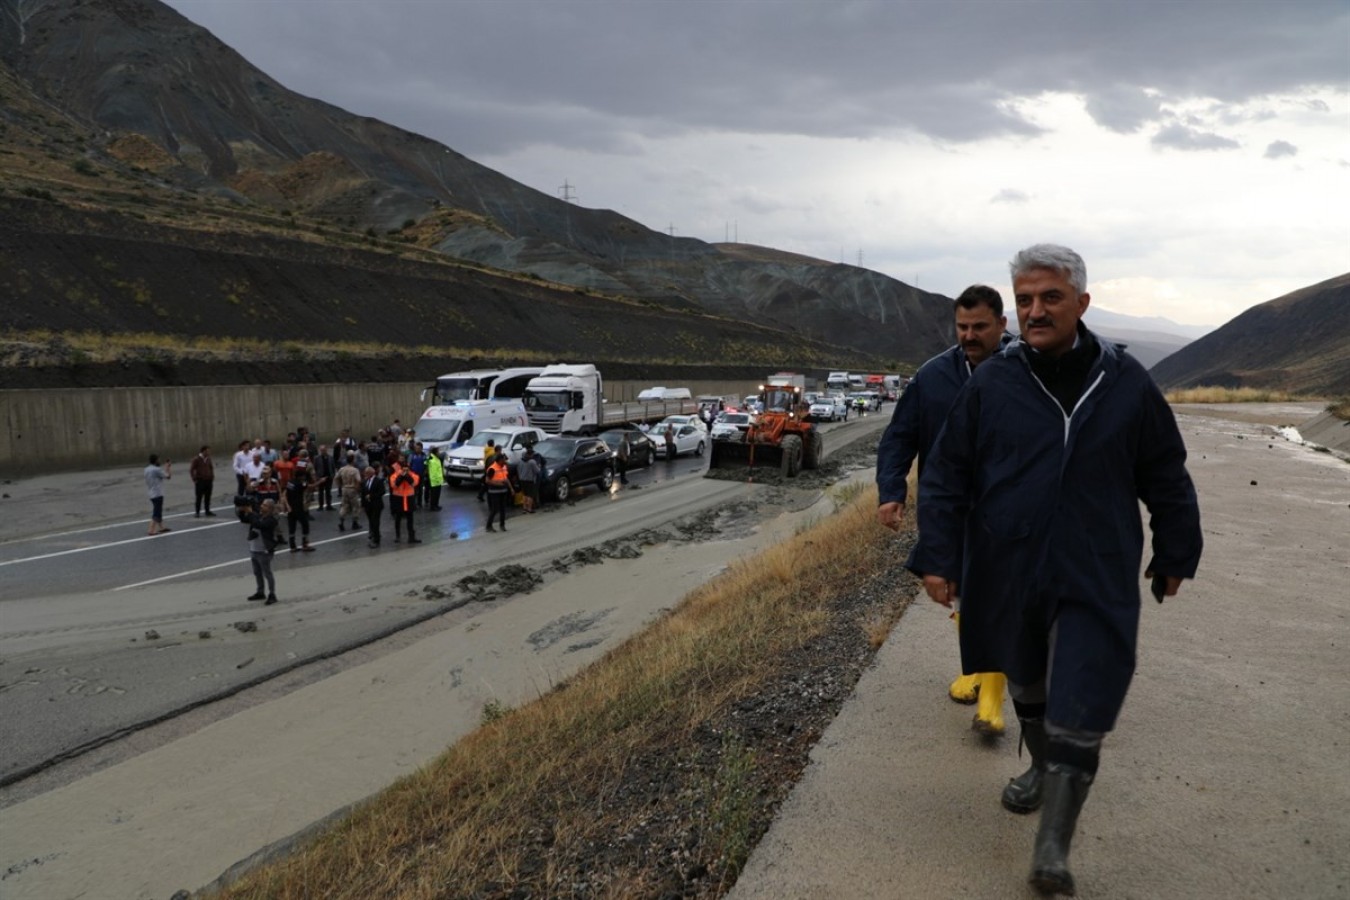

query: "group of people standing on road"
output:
876 244 1202 896
142 423 558 607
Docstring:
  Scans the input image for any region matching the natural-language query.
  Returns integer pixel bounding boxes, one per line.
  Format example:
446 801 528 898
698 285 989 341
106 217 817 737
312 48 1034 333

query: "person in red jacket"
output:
387 455 422 544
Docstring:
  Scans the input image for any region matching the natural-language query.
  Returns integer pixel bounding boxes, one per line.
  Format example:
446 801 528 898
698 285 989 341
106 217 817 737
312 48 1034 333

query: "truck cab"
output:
421 367 544 405
523 364 603 435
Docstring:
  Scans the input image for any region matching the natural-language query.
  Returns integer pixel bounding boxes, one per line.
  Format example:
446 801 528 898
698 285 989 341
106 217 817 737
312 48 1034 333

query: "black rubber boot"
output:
1029 762 1094 896
1003 717 1049 813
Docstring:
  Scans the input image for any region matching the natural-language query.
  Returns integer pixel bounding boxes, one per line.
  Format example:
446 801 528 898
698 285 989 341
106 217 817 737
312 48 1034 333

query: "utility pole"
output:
558 180 576 203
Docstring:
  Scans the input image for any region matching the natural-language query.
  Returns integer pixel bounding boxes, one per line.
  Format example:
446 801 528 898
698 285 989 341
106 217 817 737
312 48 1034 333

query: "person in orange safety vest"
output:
387 455 422 544
484 454 513 533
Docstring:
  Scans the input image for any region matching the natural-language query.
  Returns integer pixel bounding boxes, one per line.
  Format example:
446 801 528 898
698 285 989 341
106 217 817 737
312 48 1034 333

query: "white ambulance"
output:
412 399 529 456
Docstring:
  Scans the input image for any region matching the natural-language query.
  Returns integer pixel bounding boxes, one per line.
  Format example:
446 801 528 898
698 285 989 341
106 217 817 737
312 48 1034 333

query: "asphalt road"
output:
0 414 889 789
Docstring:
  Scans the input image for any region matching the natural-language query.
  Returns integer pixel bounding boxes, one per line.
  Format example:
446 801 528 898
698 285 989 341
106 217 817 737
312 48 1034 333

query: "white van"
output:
412 399 528 455
637 386 693 401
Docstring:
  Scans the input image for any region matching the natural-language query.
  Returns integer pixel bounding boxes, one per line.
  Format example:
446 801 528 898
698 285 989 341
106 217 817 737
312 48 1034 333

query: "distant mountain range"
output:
1149 273 1350 396
1079 308 1201 370
1 0 1342 397
0 0 949 375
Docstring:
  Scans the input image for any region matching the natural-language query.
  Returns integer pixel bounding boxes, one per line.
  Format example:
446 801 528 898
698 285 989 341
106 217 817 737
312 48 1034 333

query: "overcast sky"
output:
163 0 1349 329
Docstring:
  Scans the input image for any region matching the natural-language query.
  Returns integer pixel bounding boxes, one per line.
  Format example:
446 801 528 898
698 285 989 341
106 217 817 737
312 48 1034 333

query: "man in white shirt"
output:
232 440 251 496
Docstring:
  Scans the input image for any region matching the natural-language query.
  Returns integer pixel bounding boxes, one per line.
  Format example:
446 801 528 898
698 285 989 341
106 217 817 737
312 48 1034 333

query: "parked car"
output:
598 426 657 469
648 421 708 458
659 414 709 433
443 425 547 486
533 437 615 501
711 411 757 441
807 396 849 422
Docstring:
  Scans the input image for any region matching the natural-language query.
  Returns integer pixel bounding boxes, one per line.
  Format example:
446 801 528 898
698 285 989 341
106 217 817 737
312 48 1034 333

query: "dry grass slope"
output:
214 487 911 899
1164 386 1310 404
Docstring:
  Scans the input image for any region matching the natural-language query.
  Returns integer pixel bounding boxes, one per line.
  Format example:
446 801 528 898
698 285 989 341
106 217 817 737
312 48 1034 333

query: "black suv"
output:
533 437 616 501
598 426 657 469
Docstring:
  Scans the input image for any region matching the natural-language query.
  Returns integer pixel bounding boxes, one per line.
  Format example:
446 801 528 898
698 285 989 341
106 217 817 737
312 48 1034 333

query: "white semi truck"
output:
523 364 701 435
421 367 545 405
523 364 605 435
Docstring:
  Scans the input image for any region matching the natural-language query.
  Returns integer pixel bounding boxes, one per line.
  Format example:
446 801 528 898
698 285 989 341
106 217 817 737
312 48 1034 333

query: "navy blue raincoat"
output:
876 336 1014 506
907 331 1202 732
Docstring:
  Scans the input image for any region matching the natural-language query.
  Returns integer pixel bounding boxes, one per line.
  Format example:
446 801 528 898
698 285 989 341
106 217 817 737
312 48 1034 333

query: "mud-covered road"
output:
0 413 891 799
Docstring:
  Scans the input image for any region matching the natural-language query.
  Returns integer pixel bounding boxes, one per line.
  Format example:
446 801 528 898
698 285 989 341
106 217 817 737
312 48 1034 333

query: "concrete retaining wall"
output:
1297 409 1350 460
0 379 763 475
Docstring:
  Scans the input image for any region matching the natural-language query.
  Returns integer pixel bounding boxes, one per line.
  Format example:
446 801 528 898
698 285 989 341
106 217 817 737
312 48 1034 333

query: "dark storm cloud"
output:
1264 140 1299 159
1151 124 1241 152
164 0 1346 156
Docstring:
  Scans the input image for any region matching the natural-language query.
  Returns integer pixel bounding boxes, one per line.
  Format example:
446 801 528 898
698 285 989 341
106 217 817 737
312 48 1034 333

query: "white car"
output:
711 411 757 441
658 414 708 433
848 392 881 413
808 396 849 422
649 421 708 458
443 426 546 485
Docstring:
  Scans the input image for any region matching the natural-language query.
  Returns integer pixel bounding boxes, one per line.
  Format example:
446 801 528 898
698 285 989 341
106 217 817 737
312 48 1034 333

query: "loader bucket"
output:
708 437 797 476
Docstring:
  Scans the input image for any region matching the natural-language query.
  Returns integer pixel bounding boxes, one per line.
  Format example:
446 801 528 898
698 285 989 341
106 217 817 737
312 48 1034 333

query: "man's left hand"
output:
1145 569 1185 598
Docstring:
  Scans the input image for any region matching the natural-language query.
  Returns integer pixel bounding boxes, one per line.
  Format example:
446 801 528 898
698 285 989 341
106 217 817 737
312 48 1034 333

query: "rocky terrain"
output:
0 0 955 385
1149 272 1350 396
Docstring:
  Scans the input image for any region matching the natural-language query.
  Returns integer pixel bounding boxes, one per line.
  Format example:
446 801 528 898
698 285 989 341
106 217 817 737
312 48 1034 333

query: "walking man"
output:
876 284 1012 734
335 453 363 532
908 244 1202 895
144 454 172 535
360 466 385 548
189 445 216 518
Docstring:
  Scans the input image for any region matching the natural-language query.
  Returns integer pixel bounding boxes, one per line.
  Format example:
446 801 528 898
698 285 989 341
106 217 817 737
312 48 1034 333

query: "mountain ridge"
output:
0 0 954 367
1148 273 1350 396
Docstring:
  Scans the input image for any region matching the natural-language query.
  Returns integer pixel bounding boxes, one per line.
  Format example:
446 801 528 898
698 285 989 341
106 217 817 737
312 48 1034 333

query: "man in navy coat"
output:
909 244 1202 895
876 284 1014 734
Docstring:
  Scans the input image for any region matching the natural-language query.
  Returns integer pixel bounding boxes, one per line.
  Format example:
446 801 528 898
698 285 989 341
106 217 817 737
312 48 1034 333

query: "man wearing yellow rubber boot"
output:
877 284 1012 734
912 244 1203 895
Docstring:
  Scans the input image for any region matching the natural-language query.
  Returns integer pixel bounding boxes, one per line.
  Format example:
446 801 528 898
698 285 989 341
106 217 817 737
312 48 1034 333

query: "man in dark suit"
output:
360 466 386 548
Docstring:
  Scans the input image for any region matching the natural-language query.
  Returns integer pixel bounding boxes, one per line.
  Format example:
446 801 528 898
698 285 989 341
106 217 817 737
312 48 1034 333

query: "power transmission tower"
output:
857 248 864 267
558 180 576 203
667 224 676 237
